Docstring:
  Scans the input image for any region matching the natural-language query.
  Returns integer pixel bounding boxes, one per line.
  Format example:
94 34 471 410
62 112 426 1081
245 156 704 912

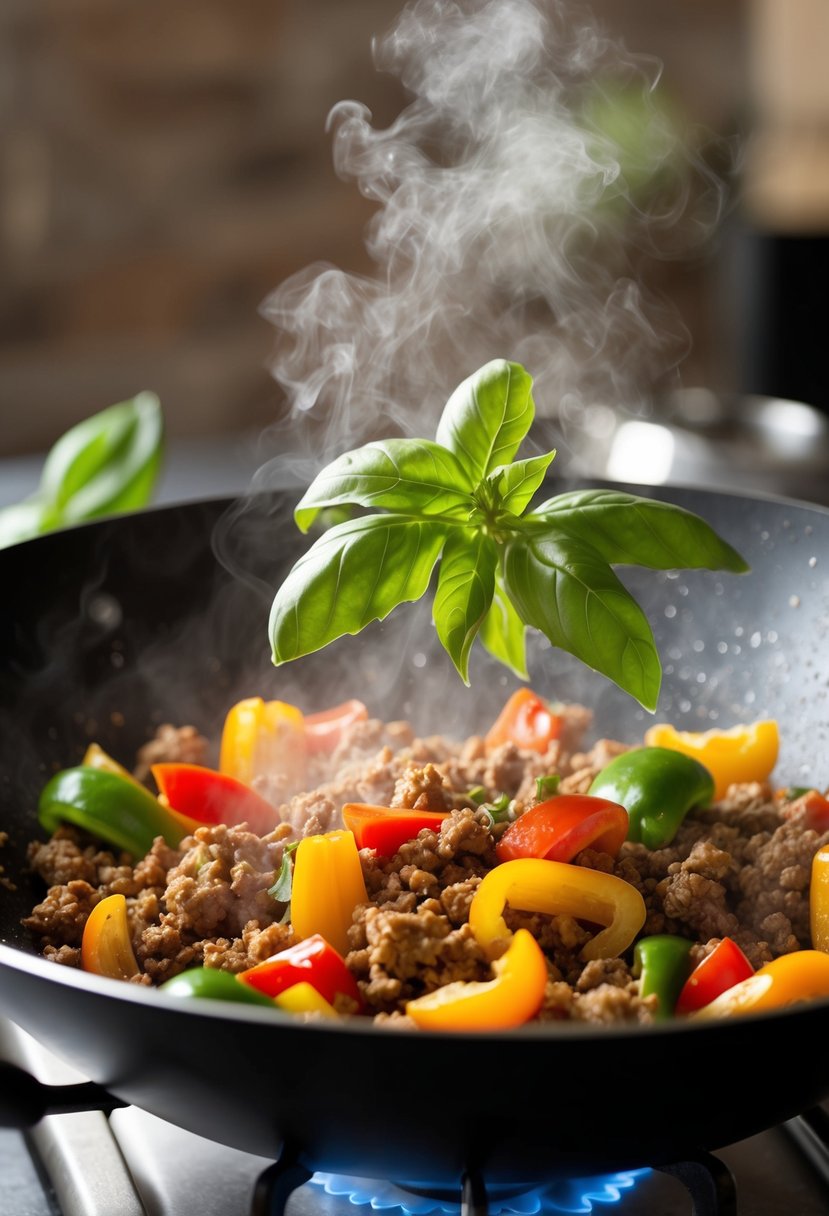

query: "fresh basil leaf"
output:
502 528 662 711
532 489 749 573
270 514 447 662
433 529 497 684
0 393 163 551
492 449 557 516
478 569 528 679
40 392 163 524
435 360 534 482
293 438 474 534
268 842 298 903
0 497 48 550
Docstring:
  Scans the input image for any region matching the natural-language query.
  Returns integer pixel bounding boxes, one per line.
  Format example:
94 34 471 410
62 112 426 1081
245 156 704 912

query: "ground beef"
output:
22 704 829 1027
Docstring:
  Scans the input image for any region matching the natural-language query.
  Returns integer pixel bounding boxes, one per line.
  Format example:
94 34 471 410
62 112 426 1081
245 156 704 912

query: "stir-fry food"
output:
23 688 829 1030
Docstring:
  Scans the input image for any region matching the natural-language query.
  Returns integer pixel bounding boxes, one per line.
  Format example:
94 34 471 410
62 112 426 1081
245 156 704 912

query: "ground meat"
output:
133 724 210 784
23 705 827 1029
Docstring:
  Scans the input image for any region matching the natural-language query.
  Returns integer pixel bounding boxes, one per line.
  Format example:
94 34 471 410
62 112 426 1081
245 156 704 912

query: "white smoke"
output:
255 0 729 484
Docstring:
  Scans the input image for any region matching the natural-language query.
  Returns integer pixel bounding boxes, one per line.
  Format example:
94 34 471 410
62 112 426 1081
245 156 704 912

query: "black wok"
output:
2 480 829 1187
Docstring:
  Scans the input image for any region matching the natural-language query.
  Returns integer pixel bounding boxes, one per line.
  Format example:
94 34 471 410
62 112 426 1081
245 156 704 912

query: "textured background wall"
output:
0 0 748 456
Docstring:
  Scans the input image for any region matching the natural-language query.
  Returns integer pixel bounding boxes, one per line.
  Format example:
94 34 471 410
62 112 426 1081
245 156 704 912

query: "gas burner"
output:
254 1153 736 1216
309 1170 648 1214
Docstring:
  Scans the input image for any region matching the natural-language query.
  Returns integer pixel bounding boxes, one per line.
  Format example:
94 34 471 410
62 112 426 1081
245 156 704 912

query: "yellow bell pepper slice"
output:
273 981 339 1018
468 858 646 961
83 742 136 782
290 830 368 957
692 950 829 1019
643 719 779 801
811 845 829 953
81 893 140 981
405 929 547 1031
219 697 305 786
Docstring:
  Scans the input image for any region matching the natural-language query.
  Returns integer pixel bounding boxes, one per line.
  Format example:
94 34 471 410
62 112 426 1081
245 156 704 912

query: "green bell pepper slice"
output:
633 934 694 1020
588 746 714 849
38 766 188 857
160 967 276 1006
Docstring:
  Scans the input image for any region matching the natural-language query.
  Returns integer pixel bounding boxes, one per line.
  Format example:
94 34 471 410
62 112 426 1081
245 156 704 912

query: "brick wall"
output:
0 0 746 455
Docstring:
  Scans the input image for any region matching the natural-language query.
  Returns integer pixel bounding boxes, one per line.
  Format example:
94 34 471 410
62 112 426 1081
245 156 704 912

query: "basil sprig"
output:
269 360 748 710
0 392 163 550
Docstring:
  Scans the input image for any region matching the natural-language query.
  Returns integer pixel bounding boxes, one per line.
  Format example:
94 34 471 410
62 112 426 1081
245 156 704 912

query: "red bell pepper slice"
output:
238 933 363 1010
495 794 629 864
304 699 368 755
801 790 829 832
484 689 563 754
151 763 279 836
675 936 755 1015
341 803 448 856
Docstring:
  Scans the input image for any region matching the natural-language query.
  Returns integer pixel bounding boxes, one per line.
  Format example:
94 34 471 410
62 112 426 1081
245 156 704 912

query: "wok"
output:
2 479 829 1188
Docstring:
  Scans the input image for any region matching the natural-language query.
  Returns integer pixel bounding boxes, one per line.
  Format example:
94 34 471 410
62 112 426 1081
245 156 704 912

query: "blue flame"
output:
310 1170 650 1214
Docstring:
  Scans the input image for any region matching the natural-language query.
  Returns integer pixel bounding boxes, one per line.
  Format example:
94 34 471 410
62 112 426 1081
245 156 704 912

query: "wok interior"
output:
3 479 829 952
4 481 829 1177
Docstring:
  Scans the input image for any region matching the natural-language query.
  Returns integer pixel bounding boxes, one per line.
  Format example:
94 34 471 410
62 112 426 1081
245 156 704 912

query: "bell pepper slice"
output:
675 937 755 1015
272 982 339 1017
160 967 276 1006
468 857 646 961
588 747 715 850
305 699 368 754
290 830 369 957
632 934 693 1020
219 697 306 787
81 893 140 981
484 688 563 754
341 803 449 856
151 763 279 836
39 766 190 857
405 928 548 1031
691 950 829 1019
82 742 136 783
238 933 363 1009
798 790 829 833
811 845 829 953
495 794 628 865
643 720 779 801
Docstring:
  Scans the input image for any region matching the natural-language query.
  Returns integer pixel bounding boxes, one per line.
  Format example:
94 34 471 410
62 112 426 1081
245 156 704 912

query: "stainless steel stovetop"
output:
2 1017 829 1216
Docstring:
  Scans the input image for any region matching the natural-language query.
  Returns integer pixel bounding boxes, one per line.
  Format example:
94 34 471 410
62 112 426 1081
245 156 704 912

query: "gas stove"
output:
3 1019 829 1216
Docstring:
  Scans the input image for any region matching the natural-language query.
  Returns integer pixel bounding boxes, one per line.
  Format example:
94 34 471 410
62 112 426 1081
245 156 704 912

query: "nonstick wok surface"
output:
2 480 829 1185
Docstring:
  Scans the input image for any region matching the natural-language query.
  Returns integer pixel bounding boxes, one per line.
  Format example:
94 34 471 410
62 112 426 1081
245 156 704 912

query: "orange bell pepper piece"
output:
341 803 449 856
469 857 646 961
643 720 779 801
484 688 563 753
290 830 368 957
81 893 140 981
405 928 547 1031
692 950 829 1019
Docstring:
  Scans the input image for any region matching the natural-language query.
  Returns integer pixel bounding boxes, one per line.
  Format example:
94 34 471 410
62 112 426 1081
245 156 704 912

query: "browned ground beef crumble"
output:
23 706 829 1026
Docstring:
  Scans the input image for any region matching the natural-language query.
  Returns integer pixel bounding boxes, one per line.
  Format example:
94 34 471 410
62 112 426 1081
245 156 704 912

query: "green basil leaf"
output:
270 514 447 662
435 360 534 482
503 529 662 710
0 497 48 550
294 438 474 534
532 489 749 573
433 529 497 684
40 392 163 523
478 569 528 679
492 449 557 516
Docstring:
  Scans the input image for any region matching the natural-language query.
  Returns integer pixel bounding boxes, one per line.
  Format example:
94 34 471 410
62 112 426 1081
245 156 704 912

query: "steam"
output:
255 0 729 482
